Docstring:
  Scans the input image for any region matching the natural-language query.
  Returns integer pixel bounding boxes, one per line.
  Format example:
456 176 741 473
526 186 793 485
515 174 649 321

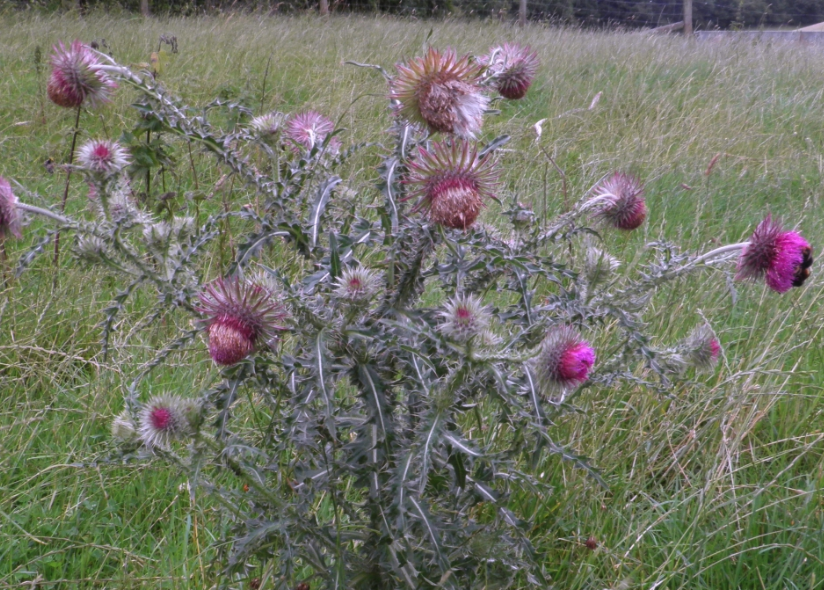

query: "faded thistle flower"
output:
138 394 199 449
392 47 489 139
334 266 382 305
735 215 812 293
250 111 286 138
197 276 289 366
438 294 491 342
47 40 116 109
73 235 109 264
589 172 647 231
481 43 539 100
533 326 596 399
584 245 620 288
406 139 499 230
111 411 139 445
76 139 130 179
284 111 341 153
0 177 22 240
682 324 721 372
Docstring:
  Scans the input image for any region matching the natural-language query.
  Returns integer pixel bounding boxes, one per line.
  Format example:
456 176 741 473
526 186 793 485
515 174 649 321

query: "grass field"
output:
1 10 824 589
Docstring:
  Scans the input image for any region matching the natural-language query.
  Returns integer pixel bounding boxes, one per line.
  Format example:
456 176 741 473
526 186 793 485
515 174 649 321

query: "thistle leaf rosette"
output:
47 40 117 109
406 139 499 230
0 177 22 240
391 47 489 138
480 43 539 100
735 215 812 293
589 171 647 231
196 276 289 366
533 326 596 400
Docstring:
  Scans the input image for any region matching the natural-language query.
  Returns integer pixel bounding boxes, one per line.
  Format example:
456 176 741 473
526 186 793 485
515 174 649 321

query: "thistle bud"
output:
333 267 382 305
438 294 491 342
138 395 199 449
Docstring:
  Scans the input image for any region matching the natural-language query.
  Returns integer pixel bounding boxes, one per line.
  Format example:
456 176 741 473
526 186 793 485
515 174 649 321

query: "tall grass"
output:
1 12 823 588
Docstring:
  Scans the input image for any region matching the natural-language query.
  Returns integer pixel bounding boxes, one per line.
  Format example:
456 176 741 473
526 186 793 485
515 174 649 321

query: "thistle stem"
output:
17 202 69 224
676 241 749 272
53 105 82 269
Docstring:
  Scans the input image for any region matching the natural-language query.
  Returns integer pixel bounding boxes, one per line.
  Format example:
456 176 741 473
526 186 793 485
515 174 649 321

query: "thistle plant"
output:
5 42 815 589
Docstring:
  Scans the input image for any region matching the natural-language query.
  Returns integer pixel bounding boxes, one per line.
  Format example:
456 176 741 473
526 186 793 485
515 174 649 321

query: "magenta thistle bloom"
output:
47 40 116 109
334 266 382 305
197 276 289 366
0 177 22 240
406 139 499 230
683 325 721 372
481 43 539 100
590 172 647 231
533 326 596 398
284 111 340 154
138 394 197 449
735 215 812 293
77 139 130 178
439 294 490 342
392 48 489 139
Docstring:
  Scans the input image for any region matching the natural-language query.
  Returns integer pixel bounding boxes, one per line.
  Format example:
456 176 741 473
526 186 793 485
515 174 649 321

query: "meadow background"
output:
1 11 824 589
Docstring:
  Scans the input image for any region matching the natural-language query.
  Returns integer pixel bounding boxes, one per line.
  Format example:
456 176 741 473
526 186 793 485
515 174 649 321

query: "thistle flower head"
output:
111 411 139 445
77 139 130 179
590 172 647 231
250 111 286 137
682 324 721 372
73 235 109 264
533 326 596 399
392 48 489 139
334 266 382 305
0 177 22 240
735 215 812 293
439 294 491 342
406 140 499 230
284 111 341 154
138 394 198 449
481 43 539 100
197 276 289 366
47 40 116 109
584 245 620 287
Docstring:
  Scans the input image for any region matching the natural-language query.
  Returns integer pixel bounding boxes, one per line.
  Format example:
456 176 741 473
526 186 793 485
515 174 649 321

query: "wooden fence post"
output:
320 0 329 15
519 0 526 27
684 0 693 35
140 0 150 16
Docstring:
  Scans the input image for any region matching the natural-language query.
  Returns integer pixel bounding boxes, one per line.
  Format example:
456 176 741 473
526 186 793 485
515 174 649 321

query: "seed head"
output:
481 43 539 100
0 177 22 240
533 326 596 399
682 324 721 372
439 294 490 342
138 394 198 449
47 40 116 109
735 215 812 293
406 139 498 230
392 48 488 139
284 111 340 154
590 172 647 231
197 276 289 366
334 266 382 305
76 139 130 179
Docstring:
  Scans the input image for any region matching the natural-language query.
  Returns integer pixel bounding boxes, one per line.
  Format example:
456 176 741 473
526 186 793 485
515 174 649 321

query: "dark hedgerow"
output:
2 41 813 589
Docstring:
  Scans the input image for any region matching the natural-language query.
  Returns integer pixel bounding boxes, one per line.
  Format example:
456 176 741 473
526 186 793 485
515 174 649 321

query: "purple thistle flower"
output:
76 139 130 178
392 48 489 139
590 172 647 231
284 111 341 154
683 324 721 372
197 277 289 366
138 394 197 449
405 139 499 230
0 177 22 240
47 40 116 109
481 43 539 100
735 215 812 293
439 294 490 342
334 266 382 305
533 326 596 398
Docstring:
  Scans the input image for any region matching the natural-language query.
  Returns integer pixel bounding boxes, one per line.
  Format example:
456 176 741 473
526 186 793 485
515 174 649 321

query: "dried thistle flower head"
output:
682 324 721 372
439 294 491 342
584 245 620 287
392 48 488 139
138 394 198 449
197 277 289 366
735 215 812 293
481 43 539 100
76 139 130 179
111 411 138 444
73 235 109 264
250 111 286 137
406 139 498 230
334 266 382 305
590 172 647 231
0 177 22 240
533 326 596 400
284 111 340 154
47 40 116 109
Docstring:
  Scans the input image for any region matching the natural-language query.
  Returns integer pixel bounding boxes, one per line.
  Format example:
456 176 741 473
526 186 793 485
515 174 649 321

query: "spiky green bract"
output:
196 276 289 366
406 139 499 230
391 47 488 139
0 176 22 240
137 395 197 449
438 294 490 342
481 43 539 100
47 40 116 109
333 266 382 305
533 326 596 401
